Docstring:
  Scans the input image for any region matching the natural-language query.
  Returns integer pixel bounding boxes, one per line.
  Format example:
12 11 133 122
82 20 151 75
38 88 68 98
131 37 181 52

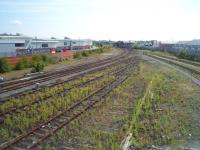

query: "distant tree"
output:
16 33 23 36
177 48 200 62
51 37 56 39
177 48 188 59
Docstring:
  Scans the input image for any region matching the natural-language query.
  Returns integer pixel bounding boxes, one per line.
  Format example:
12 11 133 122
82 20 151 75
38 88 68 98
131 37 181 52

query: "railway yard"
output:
0 48 200 149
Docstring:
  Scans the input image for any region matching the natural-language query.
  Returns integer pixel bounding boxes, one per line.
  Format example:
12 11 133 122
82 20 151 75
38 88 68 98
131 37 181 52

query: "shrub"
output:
178 49 200 62
15 58 31 70
81 51 89 57
96 48 104 54
32 54 56 65
15 61 23 70
31 62 44 73
32 55 42 62
0 58 11 73
74 52 81 59
41 54 56 64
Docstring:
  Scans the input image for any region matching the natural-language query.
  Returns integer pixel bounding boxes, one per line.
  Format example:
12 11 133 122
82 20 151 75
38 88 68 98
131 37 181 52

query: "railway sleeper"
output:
9 146 26 150
51 118 65 125
52 117 66 123
18 140 34 148
59 115 71 120
14 141 30 149
49 121 62 128
25 134 38 144
71 108 85 116
40 127 51 133
33 130 46 137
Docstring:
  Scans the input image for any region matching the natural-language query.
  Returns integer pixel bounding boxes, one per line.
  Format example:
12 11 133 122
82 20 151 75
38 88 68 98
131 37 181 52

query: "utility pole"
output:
35 36 37 49
79 37 80 51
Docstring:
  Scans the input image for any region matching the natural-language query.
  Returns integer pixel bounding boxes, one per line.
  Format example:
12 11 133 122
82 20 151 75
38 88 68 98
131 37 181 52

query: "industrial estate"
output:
0 34 93 56
0 31 200 150
1 33 200 57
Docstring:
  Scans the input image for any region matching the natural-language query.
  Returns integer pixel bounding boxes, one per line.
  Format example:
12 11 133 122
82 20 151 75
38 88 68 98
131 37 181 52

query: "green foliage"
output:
74 52 81 59
31 62 45 73
32 54 56 64
177 49 200 62
15 58 31 70
0 58 11 73
0 69 115 143
96 48 104 54
81 51 89 57
14 55 56 71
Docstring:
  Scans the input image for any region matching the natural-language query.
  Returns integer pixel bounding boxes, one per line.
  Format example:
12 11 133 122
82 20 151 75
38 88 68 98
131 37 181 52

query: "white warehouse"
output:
0 34 93 57
0 35 32 56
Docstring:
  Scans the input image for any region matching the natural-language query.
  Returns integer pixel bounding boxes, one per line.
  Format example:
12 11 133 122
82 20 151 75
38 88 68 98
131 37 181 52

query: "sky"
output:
0 0 200 41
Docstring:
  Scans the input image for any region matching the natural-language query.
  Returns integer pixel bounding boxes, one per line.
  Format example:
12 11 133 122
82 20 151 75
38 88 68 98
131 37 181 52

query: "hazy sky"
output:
0 0 200 41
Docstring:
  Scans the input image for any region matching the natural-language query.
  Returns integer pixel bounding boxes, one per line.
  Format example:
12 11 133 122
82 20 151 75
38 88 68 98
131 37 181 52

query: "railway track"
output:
0 50 128 94
0 51 133 102
0 62 134 124
145 53 200 75
148 53 200 67
0 58 135 150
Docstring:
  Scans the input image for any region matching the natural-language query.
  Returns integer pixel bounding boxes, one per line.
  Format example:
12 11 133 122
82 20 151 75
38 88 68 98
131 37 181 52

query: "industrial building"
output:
133 40 160 49
0 35 32 56
0 34 93 57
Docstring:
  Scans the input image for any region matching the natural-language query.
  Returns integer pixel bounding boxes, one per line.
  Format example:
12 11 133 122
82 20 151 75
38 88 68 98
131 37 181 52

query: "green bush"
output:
15 62 23 70
41 54 56 64
31 62 45 73
177 49 200 62
32 54 56 64
96 48 104 54
81 51 89 57
32 55 42 62
74 52 81 59
0 58 11 73
15 59 31 70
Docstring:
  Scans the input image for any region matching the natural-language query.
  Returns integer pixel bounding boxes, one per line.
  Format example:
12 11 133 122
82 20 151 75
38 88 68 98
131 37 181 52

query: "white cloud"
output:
11 20 23 25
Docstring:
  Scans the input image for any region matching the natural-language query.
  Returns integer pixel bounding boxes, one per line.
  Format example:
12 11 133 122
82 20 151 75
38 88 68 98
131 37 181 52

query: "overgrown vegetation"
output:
0 54 57 73
130 74 174 148
139 48 200 63
177 48 200 62
0 63 124 114
39 64 143 150
31 62 45 73
127 62 200 149
39 60 200 150
0 47 111 74
0 64 122 144
74 47 109 59
15 58 31 70
0 58 11 73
